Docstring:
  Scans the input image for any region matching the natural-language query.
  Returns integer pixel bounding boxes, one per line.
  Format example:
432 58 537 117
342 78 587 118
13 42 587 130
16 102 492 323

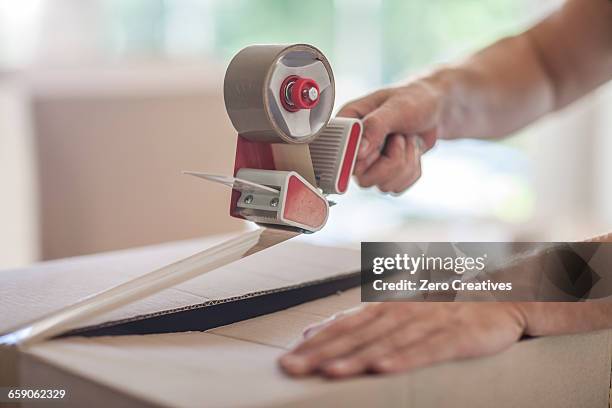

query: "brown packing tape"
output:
224 44 334 144
0 228 298 347
242 227 300 257
270 144 317 186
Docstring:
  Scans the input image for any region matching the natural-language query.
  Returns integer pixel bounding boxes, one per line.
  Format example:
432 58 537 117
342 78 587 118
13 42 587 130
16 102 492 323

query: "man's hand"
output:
279 302 526 378
338 80 442 194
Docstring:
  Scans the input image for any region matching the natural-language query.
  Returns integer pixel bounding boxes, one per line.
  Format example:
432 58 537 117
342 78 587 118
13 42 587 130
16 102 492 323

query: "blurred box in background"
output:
31 64 246 260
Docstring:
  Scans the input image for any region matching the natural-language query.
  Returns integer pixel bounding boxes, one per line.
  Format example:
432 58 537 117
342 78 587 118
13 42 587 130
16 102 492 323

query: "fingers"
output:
281 303 434 377
356 86 439 161
377 135 424 193
282 309 411 376
356 133 405 188
279 303 525 379
289 305 381 355
358 102 400 160
337 90 392 159
319 313 444 378
353 149 380 176
356 134 423 194
340 83 441 185
350 98 432 192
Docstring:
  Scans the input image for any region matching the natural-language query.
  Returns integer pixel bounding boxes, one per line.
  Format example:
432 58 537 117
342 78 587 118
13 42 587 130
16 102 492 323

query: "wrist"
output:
420 66 463 140
510 302 533 335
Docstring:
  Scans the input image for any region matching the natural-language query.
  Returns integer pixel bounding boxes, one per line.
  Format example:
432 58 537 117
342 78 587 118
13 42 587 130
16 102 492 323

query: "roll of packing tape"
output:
224 44 335 144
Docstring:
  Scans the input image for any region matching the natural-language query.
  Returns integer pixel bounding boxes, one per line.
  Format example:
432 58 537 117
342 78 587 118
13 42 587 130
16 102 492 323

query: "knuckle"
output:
453 336 474 356
405 151 420 168
402 166 421 189
386 330 408 349
324 316 355 333
372 88 393 99
364 114 386 136
357 176 374 188
394 177 414 193
399 181 415 192
387 304 410 318
365 343 394 361
328 319 352 333
311 343 345 362
337 102 361 118
395 157 409 172
339 100 356 111
380 156 403 174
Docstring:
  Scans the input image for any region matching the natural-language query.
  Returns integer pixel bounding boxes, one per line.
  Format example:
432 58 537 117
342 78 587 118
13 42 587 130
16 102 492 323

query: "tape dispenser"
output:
186 44 362 233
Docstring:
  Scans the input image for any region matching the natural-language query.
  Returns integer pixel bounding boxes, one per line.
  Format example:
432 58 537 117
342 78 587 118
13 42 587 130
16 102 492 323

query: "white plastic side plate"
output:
182 171 278 194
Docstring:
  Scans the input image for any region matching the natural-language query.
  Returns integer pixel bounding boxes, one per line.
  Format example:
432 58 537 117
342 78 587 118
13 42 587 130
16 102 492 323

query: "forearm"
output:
504 232 612 337
516 302 612 337
427 33 555 140
420 0 612 140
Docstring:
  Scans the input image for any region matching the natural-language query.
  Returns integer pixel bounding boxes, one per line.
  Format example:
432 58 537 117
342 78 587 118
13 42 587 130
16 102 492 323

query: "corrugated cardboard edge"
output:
59 270 360 337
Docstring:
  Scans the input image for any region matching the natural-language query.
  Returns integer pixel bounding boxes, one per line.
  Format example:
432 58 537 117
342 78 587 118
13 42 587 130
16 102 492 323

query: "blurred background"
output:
2 0 611 268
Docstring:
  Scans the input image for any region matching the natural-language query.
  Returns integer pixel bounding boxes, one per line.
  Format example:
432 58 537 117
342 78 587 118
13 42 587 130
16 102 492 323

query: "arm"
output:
519 302 612 337
346 0 612 192
511 232 612 337
279 234 612 378
439 0 612 139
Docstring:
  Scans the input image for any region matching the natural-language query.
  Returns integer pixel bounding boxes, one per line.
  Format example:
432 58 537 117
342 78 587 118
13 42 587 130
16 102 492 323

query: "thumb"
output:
336 89 391 120
358 102 399 159
359 95 438 159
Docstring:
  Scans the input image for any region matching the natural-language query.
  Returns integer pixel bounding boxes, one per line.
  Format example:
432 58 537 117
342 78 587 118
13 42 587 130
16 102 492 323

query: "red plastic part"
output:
229 135 276 219
337 122 362 193
292 77 319 109
232 136 275 174
279 75 319 112
283 175 327 229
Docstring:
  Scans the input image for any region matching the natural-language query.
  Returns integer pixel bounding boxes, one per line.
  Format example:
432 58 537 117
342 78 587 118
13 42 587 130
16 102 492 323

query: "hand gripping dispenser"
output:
186 44 362 233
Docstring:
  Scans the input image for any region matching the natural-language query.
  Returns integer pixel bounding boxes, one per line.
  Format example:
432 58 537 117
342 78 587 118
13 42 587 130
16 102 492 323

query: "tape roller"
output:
186 44 362 233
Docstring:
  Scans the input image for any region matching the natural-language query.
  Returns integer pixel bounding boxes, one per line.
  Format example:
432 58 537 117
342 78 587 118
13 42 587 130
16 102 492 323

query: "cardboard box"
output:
1 235 611 407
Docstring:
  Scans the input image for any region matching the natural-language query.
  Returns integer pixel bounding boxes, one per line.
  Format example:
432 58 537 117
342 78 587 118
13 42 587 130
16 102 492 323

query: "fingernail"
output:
373 359 395 372
397 134 406 149
358 138 370 158
366 152 378 167
327 360 351 373
413 136 425 154
303 318 332 338
411 136 423 162
303 326 317 338
280 354 310 374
